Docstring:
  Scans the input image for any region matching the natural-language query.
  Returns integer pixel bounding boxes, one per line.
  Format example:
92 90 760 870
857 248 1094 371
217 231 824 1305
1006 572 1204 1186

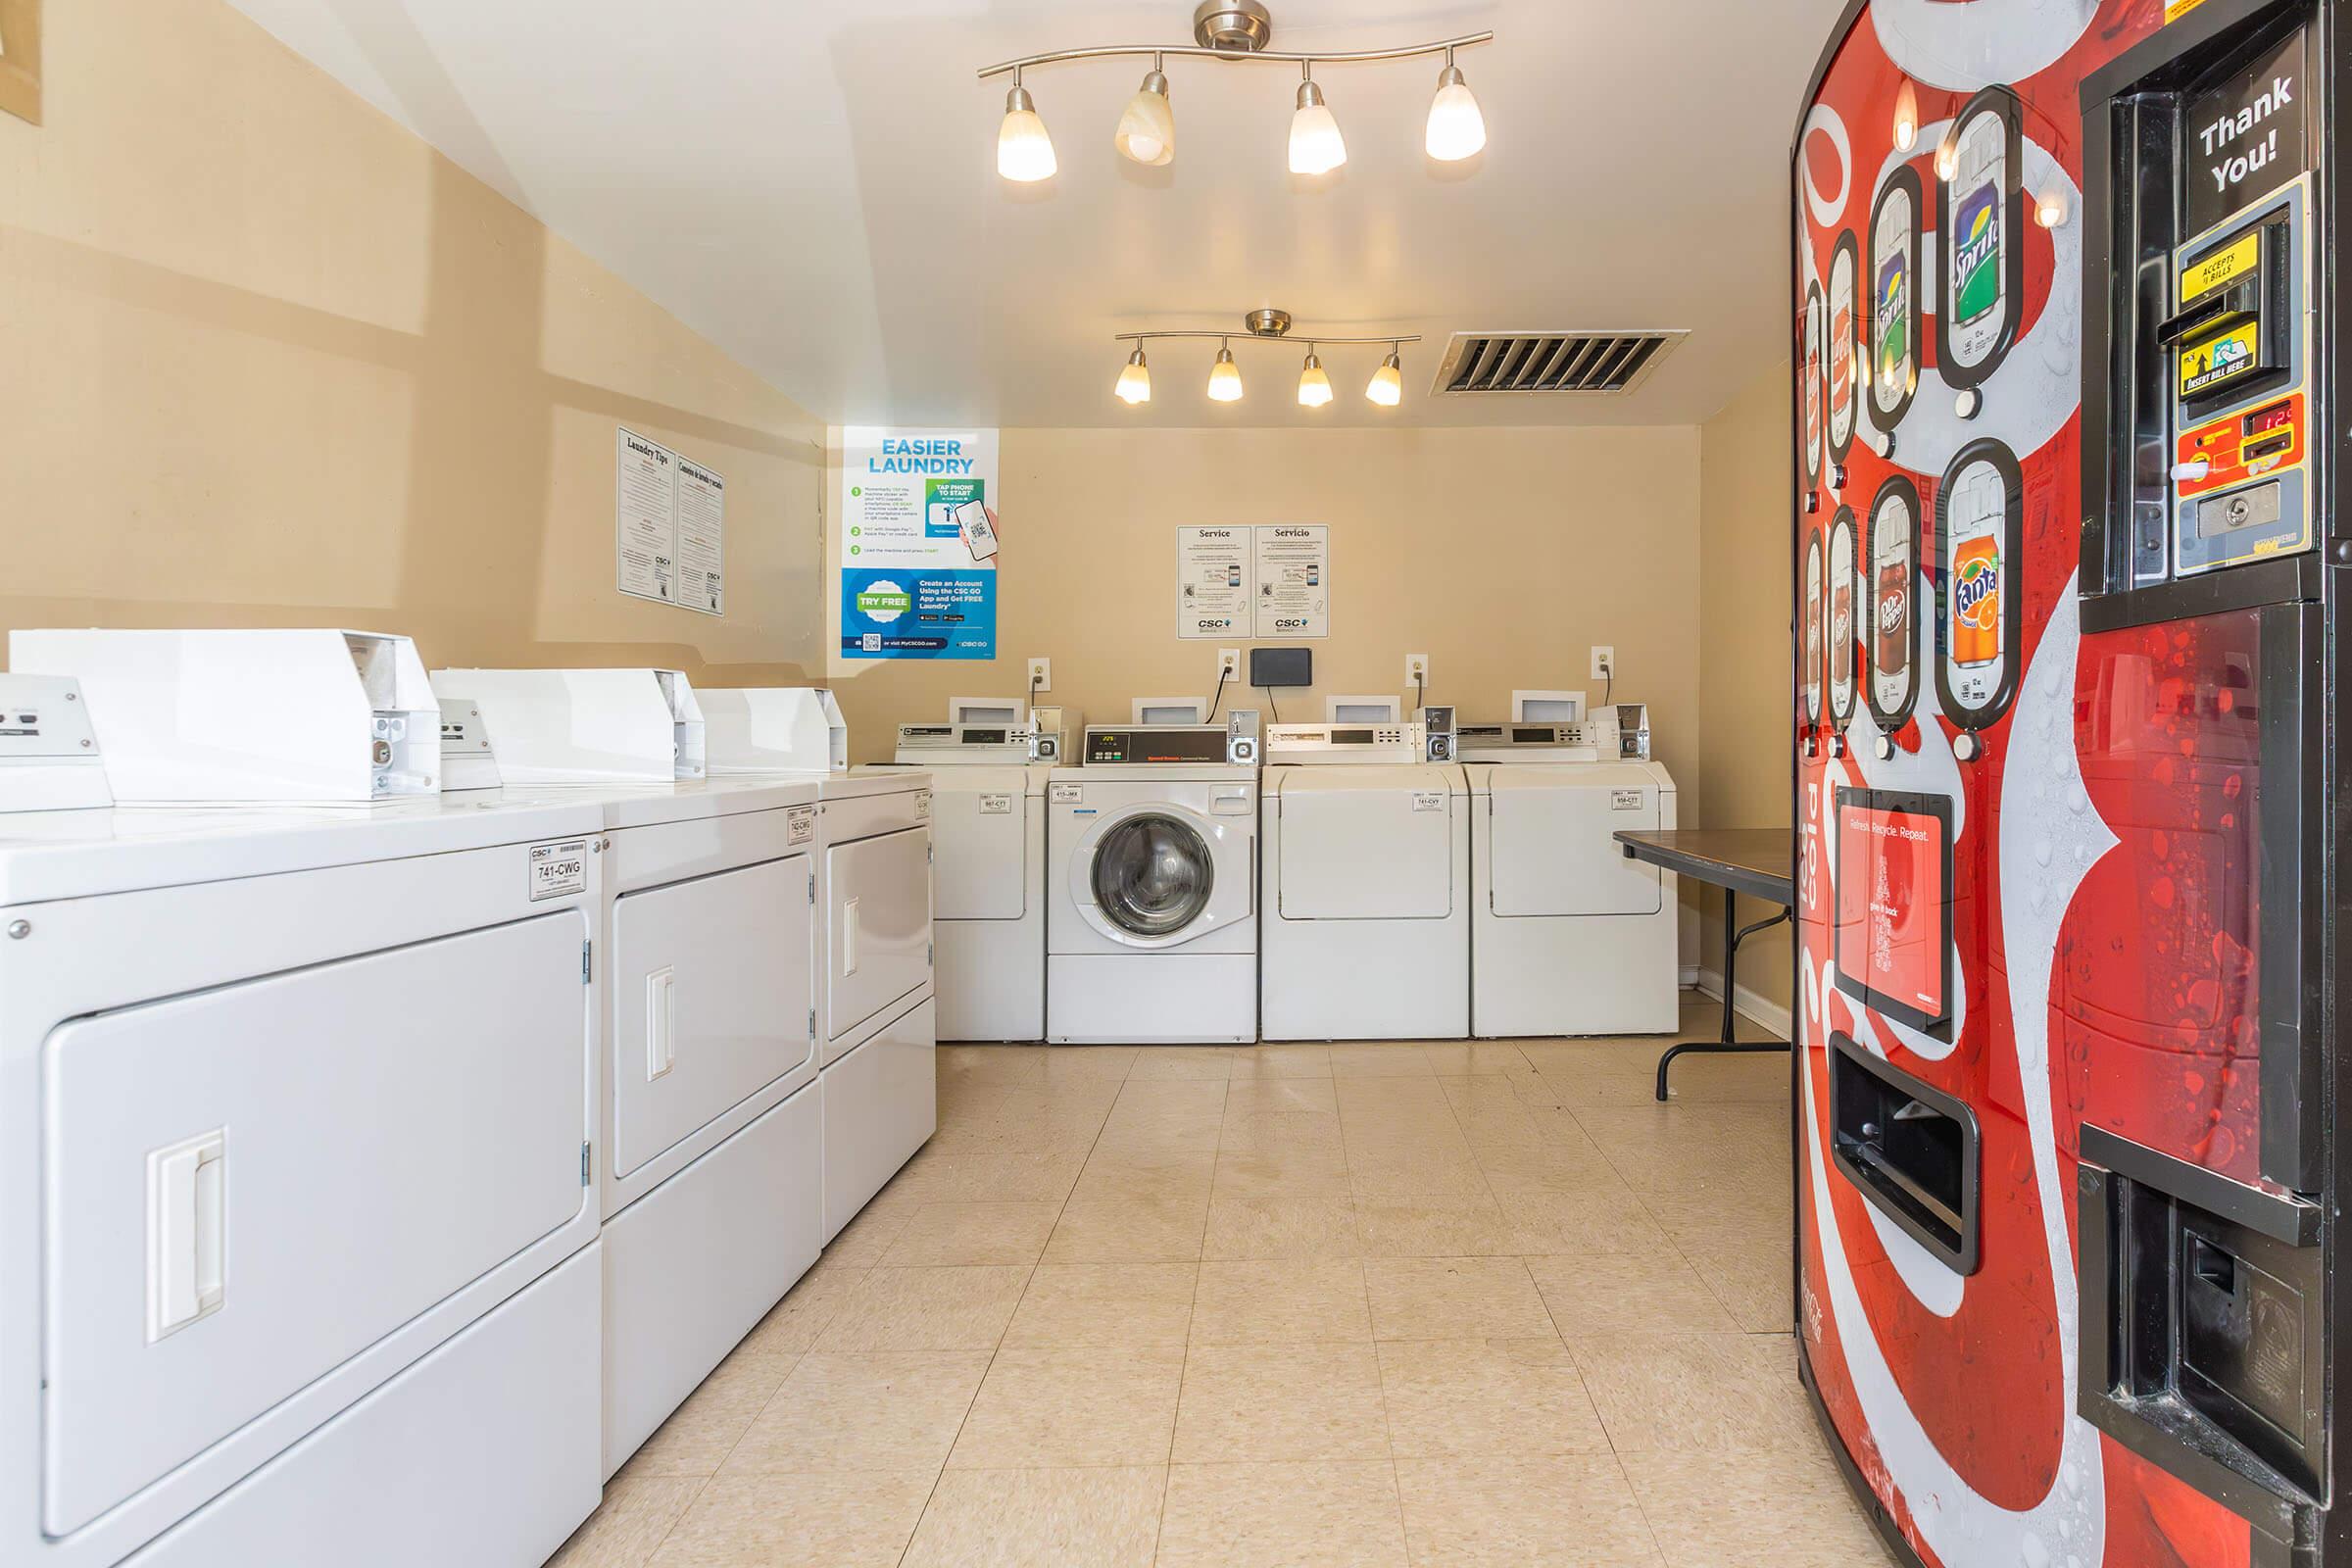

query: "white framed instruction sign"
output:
1253 524 1329 639
615 426 725 615
1176 524 1330 639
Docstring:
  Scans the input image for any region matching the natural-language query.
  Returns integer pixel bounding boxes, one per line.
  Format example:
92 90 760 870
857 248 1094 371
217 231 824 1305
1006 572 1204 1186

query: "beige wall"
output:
825 424 1705 830
0 0 826 682
1693 363 1794 1016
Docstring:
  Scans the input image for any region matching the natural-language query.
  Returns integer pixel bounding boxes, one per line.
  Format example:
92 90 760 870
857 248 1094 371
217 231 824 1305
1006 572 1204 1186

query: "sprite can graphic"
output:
1876 253 1908 386
1952 184 2001 324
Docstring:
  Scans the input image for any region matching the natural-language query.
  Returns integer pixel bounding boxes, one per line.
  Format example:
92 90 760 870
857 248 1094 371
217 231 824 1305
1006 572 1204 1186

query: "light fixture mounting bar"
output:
1113 331 1422 345
977 30 1492 80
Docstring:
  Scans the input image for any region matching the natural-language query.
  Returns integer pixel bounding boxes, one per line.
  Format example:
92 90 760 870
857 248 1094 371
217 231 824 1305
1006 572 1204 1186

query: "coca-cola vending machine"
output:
1791 0 2346 1561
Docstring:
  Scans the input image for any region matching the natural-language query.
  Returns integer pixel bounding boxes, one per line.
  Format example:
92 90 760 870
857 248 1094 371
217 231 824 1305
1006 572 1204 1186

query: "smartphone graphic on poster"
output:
954 500 1000 562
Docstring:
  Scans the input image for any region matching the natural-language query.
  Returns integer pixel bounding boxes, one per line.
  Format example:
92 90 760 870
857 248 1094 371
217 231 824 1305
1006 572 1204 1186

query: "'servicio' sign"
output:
2186 30 2305 234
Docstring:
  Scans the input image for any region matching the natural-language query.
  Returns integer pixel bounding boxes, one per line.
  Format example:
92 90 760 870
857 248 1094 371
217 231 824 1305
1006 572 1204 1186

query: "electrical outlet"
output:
1405 654 1429 688
1027 658 1052 693
1590 646 1615 680
1218 649 1241 680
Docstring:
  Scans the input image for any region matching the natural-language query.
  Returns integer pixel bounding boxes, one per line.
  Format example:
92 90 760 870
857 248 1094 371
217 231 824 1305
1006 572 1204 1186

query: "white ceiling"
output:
226 0 1846 428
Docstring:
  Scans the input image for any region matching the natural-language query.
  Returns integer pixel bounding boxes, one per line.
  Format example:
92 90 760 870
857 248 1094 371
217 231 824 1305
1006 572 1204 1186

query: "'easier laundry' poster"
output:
838 426 1000 660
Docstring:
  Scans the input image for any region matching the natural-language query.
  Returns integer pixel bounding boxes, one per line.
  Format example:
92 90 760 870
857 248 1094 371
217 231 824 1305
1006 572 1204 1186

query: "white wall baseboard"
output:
1690 966 1791 1039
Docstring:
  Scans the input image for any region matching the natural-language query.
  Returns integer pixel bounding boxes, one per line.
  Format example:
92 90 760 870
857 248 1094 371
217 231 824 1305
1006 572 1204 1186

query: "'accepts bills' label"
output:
528 839 590 902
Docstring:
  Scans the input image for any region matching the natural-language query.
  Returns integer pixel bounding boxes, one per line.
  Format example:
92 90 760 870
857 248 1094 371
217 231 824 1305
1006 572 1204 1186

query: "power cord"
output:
1259 685 1282 722
1206 667 1230 722
1413 672 1425 714
1599 659 1613 709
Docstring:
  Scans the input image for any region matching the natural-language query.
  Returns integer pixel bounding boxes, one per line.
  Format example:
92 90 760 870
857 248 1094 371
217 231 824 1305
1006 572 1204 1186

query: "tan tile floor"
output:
549 997 1894 1568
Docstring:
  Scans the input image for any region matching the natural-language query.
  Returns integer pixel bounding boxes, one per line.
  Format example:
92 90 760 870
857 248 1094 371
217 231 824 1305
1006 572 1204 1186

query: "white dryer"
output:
429 668 824 1480
1260 721 1469 1040
0 660 608 1568
697 687 937 1243
1459 716 1680 1037
890 703 1059 1042
1048 718 1260 1045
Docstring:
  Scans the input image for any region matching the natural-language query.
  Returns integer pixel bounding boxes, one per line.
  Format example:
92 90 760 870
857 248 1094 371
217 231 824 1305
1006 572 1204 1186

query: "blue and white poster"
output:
838 426 1000 660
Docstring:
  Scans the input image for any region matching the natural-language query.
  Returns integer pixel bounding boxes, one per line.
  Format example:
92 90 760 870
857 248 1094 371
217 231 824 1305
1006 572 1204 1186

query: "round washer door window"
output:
1092 813 1215 938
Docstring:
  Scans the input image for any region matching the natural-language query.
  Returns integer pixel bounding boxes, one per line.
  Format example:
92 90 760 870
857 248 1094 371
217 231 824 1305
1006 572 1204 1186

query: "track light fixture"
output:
1112 310 1419 410
1115 347 1152 404
998 67 1056 182
980 3 1493 183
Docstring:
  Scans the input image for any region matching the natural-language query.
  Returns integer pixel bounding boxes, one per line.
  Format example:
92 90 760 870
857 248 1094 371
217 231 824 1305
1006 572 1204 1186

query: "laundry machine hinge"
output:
808 1006 816 1039
580 1141 592 1186
580 940 592 984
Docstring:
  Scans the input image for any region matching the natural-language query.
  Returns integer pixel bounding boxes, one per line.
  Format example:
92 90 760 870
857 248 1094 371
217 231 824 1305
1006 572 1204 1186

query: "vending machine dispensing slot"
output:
2079 1126 2325 1537
1829 1034 1979 1274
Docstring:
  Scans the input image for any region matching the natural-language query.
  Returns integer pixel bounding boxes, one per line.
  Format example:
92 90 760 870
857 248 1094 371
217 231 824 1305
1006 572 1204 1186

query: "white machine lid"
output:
0 794 610 906
1052 763 1257 785
1271 764 1464 797
898 762 1043 796
1470 760 1673 794
816 765 933 800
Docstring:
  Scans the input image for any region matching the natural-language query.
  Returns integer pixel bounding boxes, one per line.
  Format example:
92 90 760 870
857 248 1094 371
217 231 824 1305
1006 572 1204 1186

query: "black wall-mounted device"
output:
1249 647 1311 688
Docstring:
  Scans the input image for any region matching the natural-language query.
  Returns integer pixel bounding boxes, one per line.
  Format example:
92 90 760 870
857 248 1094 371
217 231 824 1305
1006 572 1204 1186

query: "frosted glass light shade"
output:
1298 354 1334 408
1425 74 1486 160
1115 74 1175 166
999 84 1056 182
1289 80 1346 175
1365 354 1403 406
1207 349 1245 402
1114 350 1151 405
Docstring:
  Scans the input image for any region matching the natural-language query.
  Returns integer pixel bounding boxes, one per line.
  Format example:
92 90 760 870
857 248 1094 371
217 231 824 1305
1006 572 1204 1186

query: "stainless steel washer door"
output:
1091 812 1216 938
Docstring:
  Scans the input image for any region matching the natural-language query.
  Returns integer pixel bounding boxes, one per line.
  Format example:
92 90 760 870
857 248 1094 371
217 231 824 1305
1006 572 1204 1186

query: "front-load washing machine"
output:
1259 721 1469 1040
889 703 1064 1042
1048 717 1260 1045
698 687 936 1243
0 657 609 1568
1457 713 1679 1037
428 667 824 1479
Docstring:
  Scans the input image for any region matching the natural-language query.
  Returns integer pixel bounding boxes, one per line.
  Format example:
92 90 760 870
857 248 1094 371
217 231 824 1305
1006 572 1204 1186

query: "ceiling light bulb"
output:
1207 345 1245 402
1298 351 1333 408
1289 74 1347 175
1114 347 1151 405
1115 66 1175 166
1892 80 1919 152
1425 58 1485 161
998 76 1056 182
1365 351 1403 407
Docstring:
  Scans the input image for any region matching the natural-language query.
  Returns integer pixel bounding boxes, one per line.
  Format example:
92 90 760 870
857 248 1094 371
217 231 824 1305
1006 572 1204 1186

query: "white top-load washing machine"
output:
1455 695 1680 1037
889 698 1069 1042
699 687 935 1243
1048 714 1260 1045
1259 710 1470 1041
0 649 609 1568
428 667 824 1480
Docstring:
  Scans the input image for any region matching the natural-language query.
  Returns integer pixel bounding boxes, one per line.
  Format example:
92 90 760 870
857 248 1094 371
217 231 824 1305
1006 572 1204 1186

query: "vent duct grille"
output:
1431 330 1686 396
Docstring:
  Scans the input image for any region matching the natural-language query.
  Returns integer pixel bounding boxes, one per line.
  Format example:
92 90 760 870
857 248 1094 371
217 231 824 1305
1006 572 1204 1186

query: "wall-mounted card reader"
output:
11 629 441 804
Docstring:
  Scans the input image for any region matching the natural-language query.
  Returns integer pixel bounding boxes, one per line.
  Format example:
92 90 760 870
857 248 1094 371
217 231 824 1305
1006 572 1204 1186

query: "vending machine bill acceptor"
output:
1793 0 2352 1561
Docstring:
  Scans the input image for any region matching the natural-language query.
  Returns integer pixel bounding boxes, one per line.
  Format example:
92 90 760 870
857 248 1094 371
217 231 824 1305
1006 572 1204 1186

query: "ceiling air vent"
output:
1431 330 1687 396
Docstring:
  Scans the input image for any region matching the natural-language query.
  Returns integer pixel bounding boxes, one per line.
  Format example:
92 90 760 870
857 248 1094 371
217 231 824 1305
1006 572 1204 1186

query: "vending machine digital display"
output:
1790 0 2349 1561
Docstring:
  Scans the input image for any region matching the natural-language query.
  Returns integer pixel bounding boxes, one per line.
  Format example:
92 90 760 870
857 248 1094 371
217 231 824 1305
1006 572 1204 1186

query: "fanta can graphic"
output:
1950 531 2001 666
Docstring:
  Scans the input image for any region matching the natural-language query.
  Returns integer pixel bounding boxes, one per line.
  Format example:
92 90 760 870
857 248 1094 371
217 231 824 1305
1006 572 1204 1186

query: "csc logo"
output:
1275 617 1308 629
